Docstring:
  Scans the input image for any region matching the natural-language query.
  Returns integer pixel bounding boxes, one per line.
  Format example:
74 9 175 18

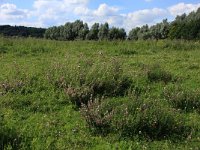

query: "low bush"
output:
65 75 132 107
147 64 173 83
48 58 133 107
80 98 114 135
163 85 200 113
80 97 190 140
119 101 188 139
65 86 94 107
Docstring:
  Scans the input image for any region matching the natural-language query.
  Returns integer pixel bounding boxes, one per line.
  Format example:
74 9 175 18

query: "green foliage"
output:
0 45 8 54
86 23 99 40
114 99 189 140
150 19 170 40
119 48 138 55
81 97 190 140
0 112 21 150
47 57 133 107
80 98 114 135
164 85 200 113
44 20 126 41
128 8 200 41
169 8 200 40
147 65 173 83
128 27 140 40
108 27 126 40
137 24 151 40
0 25 45 38
128 19 170 40
0 37 200 149
161 40 200 51
98 22 109 40
2 7 200 41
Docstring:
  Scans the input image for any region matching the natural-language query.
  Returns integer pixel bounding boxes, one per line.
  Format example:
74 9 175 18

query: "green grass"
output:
0 37 200 149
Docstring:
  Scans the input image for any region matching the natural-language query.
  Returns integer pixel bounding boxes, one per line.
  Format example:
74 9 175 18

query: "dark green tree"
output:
78 23 89 40
128 27 140 40
86 23 99 40
98 22 109 40
108 27 126 40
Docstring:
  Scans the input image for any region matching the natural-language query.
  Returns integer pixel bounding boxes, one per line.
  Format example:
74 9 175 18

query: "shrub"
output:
163 85 200 113
90 76 132 97
80 98 114 135
80 97 190 140
65 75 132 108
50 58 134 107
147 65 172 83
65 86 94 107
113 99 189 139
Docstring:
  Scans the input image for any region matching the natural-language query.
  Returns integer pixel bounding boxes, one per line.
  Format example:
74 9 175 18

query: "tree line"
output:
45 7 200 41
128 7 200 40
44 21 126 40
0 25 46 38
0 7 200 40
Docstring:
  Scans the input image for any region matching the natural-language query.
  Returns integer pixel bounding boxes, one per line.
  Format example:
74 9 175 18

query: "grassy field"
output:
0 37 200 149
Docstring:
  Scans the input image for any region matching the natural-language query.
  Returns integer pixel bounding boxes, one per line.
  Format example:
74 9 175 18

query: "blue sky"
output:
1 0 200 31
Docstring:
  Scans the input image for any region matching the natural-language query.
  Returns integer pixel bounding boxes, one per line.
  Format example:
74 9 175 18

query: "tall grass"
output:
0 37 200 149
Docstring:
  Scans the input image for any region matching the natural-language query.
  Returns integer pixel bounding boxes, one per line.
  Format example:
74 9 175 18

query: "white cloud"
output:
168 2 200 16
31 0 89 26
74 3 122 27
0 3 30 25
123 8 167 31
74 6 90 15
93 3 119 16
77 6 167 31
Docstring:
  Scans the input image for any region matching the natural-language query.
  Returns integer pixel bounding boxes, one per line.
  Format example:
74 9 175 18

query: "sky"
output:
0 0 200 31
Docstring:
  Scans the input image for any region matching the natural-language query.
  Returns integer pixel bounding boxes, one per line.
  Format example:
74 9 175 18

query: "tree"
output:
138 24 151 40
0 25 45 38
86 23 99 40
160 19 170 39
98 22 109 40
128 27 140 40
108 27 126 40
148 19 169 40
63 23 73 40
168 8 200 40
46 26 60 40
72 20 84 39
44 29 51 39
78 23 89 40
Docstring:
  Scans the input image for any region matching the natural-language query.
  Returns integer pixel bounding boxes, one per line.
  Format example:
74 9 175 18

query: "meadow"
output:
0 37 200 149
